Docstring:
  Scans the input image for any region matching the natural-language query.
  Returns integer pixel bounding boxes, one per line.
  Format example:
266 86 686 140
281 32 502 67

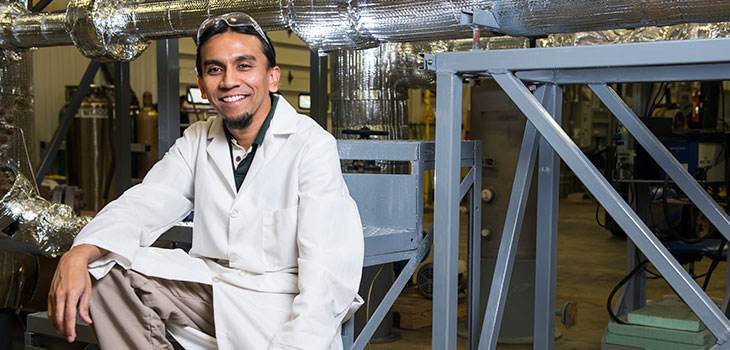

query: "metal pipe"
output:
1 0 730 60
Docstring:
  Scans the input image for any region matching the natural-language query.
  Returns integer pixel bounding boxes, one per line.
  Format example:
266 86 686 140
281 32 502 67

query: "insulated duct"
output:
331 36 529 140
331 44 408 140
538 21 730 47
1 0 730 60
0 163 91 258
0 37 35 185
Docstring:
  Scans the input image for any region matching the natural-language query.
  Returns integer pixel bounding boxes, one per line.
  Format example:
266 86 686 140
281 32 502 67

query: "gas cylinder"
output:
135 91 158 178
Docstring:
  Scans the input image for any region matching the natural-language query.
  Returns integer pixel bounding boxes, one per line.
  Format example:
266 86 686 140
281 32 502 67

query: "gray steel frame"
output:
337 140 481 350
157 39 181 156
424 37 730 349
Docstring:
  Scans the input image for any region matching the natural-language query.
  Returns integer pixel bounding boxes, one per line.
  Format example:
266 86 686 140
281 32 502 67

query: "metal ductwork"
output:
0 0 730 60
331 36 529 140
0 163 91 258
331 44 409 140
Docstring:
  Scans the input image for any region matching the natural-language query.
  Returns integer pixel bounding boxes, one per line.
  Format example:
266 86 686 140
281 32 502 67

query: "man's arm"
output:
48 121 204 342
48 244 108 343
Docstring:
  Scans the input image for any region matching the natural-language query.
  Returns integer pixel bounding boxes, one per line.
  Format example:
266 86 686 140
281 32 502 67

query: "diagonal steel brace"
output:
478 121 540 350
492 72 730 347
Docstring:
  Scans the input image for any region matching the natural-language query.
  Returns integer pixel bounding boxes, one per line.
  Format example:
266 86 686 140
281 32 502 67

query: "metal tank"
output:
135 91 158 178
331 44 409 140
471 80 540 344
66 85 113 212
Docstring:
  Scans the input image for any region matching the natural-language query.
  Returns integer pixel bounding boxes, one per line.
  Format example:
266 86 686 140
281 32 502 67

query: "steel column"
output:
309 50 328 128
478 120 539 349
35 61 100 185
617 84 652 315
617 182 649 315
591 83 730 241
433 71 462 349
533 84 561 350
492 72 730 346
157 39 181 157
468 142 483 349
114 62 132 194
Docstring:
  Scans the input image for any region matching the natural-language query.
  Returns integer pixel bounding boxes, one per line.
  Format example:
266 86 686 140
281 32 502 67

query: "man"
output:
48 12 364 349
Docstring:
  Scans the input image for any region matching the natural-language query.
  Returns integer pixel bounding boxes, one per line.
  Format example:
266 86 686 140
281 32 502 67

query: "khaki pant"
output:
89 265 215 349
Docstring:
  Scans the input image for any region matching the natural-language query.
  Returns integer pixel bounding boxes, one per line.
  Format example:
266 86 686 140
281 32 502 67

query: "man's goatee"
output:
223 113 254 130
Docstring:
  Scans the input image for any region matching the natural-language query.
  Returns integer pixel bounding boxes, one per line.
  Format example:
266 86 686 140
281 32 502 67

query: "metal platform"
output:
337 140 482 350
423 24 730 349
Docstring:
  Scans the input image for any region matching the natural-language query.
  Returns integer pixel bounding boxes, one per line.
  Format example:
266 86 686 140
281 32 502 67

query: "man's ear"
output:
197 76 207 99
268 66 281 93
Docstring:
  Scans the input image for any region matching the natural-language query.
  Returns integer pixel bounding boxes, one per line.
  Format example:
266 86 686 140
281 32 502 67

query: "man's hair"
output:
195 21 276 77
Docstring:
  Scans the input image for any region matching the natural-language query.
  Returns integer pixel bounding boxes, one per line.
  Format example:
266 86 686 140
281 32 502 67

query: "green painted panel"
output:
606 333 711 350
608 322 712 346
627 298 706 332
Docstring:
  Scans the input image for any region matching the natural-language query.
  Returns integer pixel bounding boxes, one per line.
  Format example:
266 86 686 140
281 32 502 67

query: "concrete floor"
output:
369 194 728 350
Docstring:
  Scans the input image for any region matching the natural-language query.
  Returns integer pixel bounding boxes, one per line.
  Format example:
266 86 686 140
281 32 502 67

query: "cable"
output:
645 82 668 119
365 264 385 350
595 203 608 229
607 260 649 325
661 176 711 244
634 249 662 279
647 186 659 230
702 239 727 290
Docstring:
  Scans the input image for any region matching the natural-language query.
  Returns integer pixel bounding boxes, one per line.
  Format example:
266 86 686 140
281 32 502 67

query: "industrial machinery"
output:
607 82 729 242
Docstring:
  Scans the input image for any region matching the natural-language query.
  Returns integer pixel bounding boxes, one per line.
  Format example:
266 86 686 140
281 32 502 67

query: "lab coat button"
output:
212 276 221 282
229 209 238 218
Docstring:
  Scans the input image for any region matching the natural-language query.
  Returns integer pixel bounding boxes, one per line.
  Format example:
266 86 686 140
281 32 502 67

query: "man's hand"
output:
48 244 107 343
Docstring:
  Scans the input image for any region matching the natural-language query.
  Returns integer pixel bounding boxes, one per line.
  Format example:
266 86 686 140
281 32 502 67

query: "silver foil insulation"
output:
0 164 91 258
538 22 730 47
331 44 409 140
2 0 730 59
0 48 35 182
331 36 529 140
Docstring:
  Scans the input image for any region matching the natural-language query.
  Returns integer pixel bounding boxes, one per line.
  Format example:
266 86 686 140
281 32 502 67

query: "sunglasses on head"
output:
195 12 270 48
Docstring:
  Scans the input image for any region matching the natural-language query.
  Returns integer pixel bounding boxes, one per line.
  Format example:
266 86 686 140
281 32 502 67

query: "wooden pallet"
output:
392 287 467 330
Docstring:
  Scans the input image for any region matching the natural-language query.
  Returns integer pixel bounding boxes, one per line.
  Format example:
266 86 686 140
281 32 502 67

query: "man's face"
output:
197 30 280 129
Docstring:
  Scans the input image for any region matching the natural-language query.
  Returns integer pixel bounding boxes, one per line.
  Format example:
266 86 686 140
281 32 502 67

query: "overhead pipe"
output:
0 0 730 60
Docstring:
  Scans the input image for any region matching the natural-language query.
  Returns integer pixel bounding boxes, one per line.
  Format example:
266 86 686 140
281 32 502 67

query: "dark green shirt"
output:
224 95 278 191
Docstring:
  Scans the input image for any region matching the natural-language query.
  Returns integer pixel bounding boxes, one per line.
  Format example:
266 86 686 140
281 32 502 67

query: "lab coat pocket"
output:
262 206 299 268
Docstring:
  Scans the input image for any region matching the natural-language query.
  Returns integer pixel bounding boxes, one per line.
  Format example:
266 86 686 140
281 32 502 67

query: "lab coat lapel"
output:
237 97 299 195
206 119 236 194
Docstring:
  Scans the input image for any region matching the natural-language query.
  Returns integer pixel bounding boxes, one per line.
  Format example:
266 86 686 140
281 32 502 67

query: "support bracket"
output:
460 9 501 31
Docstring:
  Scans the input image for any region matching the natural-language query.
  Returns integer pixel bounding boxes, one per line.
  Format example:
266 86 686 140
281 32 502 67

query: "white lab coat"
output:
72 96 364 350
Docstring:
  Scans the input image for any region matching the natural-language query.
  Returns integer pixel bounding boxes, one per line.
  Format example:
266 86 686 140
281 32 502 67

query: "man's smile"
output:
221 94 248 103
